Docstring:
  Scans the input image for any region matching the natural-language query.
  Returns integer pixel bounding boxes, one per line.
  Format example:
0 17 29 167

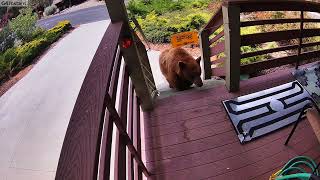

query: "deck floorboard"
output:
143 67 320 180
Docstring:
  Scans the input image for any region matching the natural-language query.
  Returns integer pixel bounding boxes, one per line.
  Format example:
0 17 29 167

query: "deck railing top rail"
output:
224 0 320 11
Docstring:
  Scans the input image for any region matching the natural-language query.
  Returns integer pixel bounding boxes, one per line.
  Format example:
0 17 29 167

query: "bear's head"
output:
178 57 203 87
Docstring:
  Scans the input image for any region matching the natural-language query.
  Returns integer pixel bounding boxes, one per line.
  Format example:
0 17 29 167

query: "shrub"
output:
2 48 18 63
50 20 72 32
0 20 71 79
240 45 268 65
137 11 172 43
129 0 212 43
128 0 211 17
128 0 183 17
16 21 71 66
31 27 46 39
187 14 207 29
44 4 57 16
17 37 48 65
43 20 71 42
28 0 52 11
9 8 38 42
0 26 16 53
137 10 210 43
0 57 10 80
241 26 260 35
272 11 285 19
2 47 20 73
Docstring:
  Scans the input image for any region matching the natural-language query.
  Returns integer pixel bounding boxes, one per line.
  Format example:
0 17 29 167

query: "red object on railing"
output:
122 37 133 49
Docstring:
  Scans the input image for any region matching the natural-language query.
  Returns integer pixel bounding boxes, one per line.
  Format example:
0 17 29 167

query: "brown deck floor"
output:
142 67 320 180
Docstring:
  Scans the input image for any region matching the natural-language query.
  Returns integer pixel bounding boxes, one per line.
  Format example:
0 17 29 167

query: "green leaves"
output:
130 0 212 43
44 5 57 16
9 8 38 42
0 20 71 82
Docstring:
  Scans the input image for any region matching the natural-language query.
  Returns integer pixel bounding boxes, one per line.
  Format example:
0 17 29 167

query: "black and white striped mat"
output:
223 81 312 143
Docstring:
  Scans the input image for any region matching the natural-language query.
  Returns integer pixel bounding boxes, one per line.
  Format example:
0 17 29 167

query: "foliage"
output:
0 26 16 53
0 7 6 17
44 4 57 16
127 0 210 17
240 45 268 65
16 38 48 65
9 8 38 42
49 20 72 33
0 56 10 81
0 7 21 20
0 20 71 80
132 0 212 43
241 26 259 35
272 11 285 19
28 0 52 10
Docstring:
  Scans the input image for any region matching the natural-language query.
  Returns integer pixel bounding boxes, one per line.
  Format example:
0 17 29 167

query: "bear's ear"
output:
178 61 186 69
196 57 201 65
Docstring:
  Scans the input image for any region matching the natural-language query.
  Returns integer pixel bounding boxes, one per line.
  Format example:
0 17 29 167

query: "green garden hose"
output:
274 156 319 180
276 173 312 180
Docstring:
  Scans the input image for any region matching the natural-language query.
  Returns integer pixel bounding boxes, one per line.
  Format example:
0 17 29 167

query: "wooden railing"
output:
55 21 151 180
200 8 224 80
55 1 156 179
200 0 320 92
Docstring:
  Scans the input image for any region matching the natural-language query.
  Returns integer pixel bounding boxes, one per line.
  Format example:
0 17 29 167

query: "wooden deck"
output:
142 67 320 180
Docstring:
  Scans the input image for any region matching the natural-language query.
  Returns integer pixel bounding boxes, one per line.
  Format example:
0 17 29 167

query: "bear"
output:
159 47 203 91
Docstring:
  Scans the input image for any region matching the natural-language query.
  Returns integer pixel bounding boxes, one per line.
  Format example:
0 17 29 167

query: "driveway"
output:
37 5 110 29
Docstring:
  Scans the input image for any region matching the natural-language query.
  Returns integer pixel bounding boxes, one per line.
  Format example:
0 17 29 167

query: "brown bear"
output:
159 47 203 90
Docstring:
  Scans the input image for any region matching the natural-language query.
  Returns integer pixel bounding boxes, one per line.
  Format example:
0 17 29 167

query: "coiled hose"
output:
271 156 319 180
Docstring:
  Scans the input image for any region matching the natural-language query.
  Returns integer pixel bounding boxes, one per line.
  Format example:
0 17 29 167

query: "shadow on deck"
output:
142 66 320 180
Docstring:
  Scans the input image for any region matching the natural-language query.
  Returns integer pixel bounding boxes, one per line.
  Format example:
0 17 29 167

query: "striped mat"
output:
223 81 312 143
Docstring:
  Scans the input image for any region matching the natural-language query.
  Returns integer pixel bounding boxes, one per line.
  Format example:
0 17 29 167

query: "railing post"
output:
223 4 241 92
296 10 304 69
105 0 156 111
199 30 212 79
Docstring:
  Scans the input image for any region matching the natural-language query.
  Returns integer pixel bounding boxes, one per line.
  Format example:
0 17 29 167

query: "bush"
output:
9 8 38 42
0 26 16 53
128 0 212 43
0 20 71 79
0 57 10 80
137 11 172 43
16 38 48 65
50 20 72 32
44 4 57 16
128 0 211 17
128 0 182 17
187 14 207 29
16 20 71 65
2 48 18 63
240 45 268 65
44 20 71 42
137 10 210 43
31 27 46 39
2 48 21 73
241 26 260 35
28 0 52 11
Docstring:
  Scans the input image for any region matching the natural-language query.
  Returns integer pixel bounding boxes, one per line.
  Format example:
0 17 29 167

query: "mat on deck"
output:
223 81 312 143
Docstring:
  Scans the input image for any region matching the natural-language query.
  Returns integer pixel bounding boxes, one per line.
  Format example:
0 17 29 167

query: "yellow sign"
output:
171 31 199 48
